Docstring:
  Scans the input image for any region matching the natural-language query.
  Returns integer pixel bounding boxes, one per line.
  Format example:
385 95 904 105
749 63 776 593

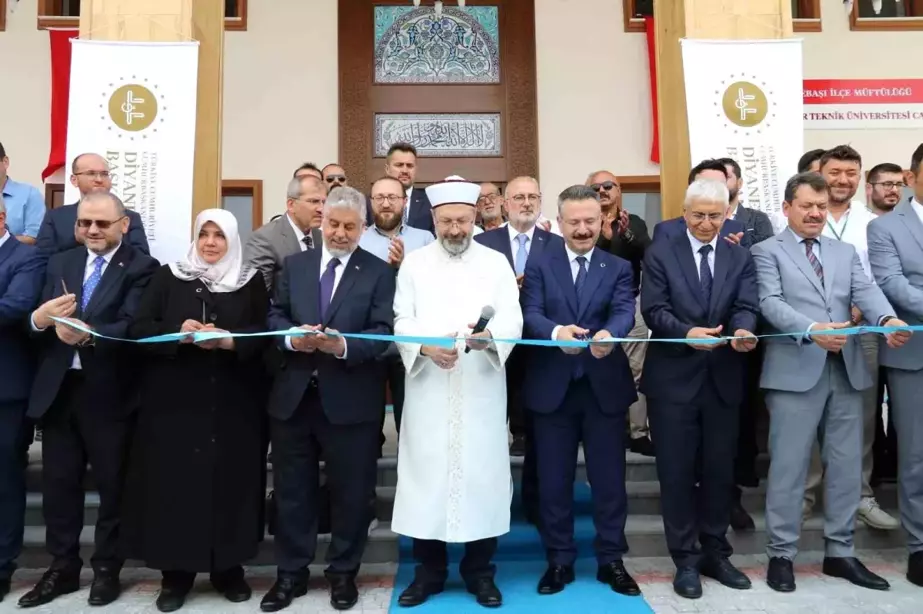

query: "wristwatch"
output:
880 316 894 326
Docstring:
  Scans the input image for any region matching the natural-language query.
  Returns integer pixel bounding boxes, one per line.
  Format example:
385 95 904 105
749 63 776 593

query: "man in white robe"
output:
392 177 523 609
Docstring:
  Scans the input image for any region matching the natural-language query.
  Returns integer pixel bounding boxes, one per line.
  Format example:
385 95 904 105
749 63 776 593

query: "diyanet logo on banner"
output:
65 40 199 265
682 40 803 220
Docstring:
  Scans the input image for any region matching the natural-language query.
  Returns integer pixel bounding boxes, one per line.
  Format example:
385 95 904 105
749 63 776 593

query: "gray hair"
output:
557 184 600 214
683 179 729 209
505 176 539 195
286 174 325 200
324 186 367 220
79 191 126 217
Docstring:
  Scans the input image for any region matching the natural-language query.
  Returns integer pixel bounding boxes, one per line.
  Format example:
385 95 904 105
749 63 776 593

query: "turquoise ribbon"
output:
48 317 916 349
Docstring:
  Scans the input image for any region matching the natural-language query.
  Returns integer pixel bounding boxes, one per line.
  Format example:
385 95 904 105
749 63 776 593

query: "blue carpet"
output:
388 483 654 613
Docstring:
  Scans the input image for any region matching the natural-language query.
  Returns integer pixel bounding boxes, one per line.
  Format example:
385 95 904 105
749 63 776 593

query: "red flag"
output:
42 29 78 181
644 16 660 165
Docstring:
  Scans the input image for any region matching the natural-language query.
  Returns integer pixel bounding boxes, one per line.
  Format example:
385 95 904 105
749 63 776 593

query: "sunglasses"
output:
326 175 347 183
590 181 620 192
76 216 125 230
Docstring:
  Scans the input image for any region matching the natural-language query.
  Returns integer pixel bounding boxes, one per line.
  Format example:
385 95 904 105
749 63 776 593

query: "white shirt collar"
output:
686 229 718 254
286 213 306 241
912 197 923 211
0 232 10 250
564 244 593 264
507 223 536 244
87 242 121 265
320 242 353 269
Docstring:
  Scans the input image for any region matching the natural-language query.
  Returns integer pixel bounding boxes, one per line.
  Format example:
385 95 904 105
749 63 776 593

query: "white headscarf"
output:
168 209 257 293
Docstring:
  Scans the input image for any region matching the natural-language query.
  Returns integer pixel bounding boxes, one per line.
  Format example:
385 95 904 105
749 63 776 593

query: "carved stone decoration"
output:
374 6 500 84
375 114 501 157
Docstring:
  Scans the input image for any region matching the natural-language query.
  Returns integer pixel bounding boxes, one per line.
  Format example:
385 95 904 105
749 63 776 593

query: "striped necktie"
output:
804 238 824 286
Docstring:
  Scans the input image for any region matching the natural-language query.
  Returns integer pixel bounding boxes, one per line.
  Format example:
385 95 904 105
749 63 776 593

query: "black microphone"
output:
464 305 496 354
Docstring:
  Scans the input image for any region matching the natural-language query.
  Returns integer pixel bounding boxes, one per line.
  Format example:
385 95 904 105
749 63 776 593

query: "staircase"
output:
20 422 905 567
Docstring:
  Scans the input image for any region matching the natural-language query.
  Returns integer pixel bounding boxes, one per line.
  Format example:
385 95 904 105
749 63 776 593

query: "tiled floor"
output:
3 551 920 613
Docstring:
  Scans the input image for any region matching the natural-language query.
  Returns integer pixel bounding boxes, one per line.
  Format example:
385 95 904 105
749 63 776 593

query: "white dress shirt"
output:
0 231 11 250
284 243 352 358
821 200 876 281
912 198 923 226
286 213 311 252
550 246 595 341
686 230 717 278
31 244 121 369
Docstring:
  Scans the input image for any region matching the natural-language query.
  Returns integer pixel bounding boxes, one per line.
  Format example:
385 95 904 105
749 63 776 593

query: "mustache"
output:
573 233 594 240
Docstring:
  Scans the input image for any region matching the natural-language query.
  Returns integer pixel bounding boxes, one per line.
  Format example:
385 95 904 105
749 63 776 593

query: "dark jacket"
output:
0 237 43 403
733 205 775 248
596 213 651 295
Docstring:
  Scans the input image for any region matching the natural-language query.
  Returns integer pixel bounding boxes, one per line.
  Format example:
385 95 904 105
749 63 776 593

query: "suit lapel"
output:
323 250 362 325
577 253 606 320
780 231 825 298
67 247 89 316
896 199 923 255
301 247 322 324
821 237 839 305
551 251 579 317
0 236 16 264
709 240 731 316
527 229 548 266
496 231 514 269
672 235 707 311
83 245 128 320
278 216 300 254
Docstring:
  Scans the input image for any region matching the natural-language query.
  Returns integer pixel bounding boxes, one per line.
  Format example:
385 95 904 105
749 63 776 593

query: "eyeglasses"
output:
325 175 346 183
688 212 724 223
870 182 906 191
74 171 111 179
510 193 541 204
294 197 325 207
590 181 620 192
371 194 404 205
76 216 125 230
436 218 474 229
477 194 500 203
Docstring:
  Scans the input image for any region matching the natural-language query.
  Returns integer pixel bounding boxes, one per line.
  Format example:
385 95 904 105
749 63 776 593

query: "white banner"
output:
65 40 200 264
681 39 804 219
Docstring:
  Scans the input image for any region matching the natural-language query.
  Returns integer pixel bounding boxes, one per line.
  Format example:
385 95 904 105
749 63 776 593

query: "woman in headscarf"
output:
122 209 270 612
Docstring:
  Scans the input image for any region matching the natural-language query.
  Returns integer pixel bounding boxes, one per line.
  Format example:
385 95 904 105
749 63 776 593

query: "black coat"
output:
120 265 270 572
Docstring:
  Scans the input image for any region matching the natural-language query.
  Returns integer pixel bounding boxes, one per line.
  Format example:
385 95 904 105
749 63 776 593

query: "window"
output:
851 0 923 30
624 0 821 33
37 0 248 31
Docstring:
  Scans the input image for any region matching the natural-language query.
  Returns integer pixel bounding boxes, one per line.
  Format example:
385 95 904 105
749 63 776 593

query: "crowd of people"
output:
0 139 922 613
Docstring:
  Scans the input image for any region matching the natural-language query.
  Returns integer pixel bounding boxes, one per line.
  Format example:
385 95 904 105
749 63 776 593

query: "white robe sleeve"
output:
393 258 430 378
483 258 523 371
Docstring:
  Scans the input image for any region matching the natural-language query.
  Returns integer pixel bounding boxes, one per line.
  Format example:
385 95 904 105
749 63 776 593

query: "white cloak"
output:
391 240 523 543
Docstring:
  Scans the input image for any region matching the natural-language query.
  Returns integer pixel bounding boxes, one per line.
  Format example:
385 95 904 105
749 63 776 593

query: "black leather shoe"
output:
18 569 81 608
260 576 309 612
328 576 358 610
88 571 121 606
467 577 502 608
397 580 444 607
700 556 751 590
537 565 574 595
0 576 10 602
766 557 796 592
156 584 191 613
597 561 641 596
672 567 702 599
213 573 251 603
510 435 526 456
908 552 923 587
730 501 756 532
629 436 656 457
823 557 890 590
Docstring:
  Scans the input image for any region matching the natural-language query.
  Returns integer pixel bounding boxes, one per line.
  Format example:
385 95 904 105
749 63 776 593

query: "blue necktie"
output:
574 255 588 297
699 244 713 304
81 256 105 311
319 257 340 320
514 234 529 276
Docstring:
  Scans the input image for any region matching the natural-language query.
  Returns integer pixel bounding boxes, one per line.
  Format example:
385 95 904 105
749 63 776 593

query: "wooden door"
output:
338 0 538 190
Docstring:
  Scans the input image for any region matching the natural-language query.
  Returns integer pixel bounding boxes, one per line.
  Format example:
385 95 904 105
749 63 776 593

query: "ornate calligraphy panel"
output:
374 114 502 158
374 6 500 84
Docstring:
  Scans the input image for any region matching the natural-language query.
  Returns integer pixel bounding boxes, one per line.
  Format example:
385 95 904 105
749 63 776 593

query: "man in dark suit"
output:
260 187 395 612
19 192 157 608
521 185 640 597
384 142 434 234
641 179 760 599
35 153 149 262
474 176 562 524
0 198 44 601
652 160 746 245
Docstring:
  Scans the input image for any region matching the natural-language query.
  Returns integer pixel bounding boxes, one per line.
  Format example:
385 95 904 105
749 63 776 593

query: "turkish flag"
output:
644 16 660 165
42 29 78 181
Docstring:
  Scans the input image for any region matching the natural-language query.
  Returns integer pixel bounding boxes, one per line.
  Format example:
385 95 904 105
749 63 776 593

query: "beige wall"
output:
1 0 921 222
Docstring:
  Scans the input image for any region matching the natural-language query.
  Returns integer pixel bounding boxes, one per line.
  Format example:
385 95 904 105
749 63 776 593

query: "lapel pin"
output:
118 261 124 267
600 262 606 268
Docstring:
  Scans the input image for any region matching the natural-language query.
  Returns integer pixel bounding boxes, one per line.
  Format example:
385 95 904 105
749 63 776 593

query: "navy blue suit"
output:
521 243 636 566
651 216 745 244
639 231 758 568
266 245 395 575
0 236 43 580
35 202 150 263
406 188 434 235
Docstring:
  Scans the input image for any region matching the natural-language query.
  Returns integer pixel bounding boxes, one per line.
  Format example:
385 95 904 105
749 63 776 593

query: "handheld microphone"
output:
464 305 496 354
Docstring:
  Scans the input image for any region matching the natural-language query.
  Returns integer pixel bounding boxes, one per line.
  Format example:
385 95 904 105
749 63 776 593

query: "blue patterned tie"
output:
699 244 713 303
318 257 340 319
81 256 105 311
514 234 529 276
574 256 588 297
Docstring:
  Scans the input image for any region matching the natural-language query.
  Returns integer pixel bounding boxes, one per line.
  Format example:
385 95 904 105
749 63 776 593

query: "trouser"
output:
379 354 405 454
765 356 861 560
506 349 527 439
882 367 923 554
412 538 497 586
271 383 379 577
872 366 897 482
623 296 649 439
42 373 131 573
648 378 737 568
0 401 28 580
532 378 628 566
735 346 763 489
804 333 878 507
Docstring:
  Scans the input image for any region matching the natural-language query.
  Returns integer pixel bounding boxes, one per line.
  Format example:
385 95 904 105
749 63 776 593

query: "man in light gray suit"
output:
752 172 910 594
243 174 325 294
867 143 923 588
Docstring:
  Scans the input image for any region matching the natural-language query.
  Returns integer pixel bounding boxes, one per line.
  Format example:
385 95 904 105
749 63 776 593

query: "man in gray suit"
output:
752 172 910 593
243 175 325 293
867 143 923 588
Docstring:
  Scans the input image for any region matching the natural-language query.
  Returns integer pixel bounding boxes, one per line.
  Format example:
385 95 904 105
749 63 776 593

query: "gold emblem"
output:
107 84 158 132
721 81 768 128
